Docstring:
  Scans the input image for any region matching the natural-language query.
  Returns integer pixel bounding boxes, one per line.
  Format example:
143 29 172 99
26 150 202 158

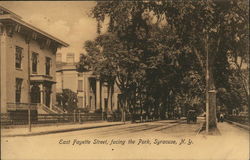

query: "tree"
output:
86 0 249 127
79 33 141 121
78 35 120 114
56 89 78 113
90 0 210 122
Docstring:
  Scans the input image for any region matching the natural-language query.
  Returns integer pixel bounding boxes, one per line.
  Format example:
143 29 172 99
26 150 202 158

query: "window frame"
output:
15 78 23 103
31 52 39 74
15 46 23 69
77 80 83 92
45 57 51 76
78 96 84 108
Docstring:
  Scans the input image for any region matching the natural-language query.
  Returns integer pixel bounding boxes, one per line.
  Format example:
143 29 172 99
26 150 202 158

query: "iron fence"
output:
0 112 105 126
225 115 249 125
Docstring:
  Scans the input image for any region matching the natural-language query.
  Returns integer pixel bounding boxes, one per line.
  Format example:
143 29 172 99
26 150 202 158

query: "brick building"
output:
0 6 69 116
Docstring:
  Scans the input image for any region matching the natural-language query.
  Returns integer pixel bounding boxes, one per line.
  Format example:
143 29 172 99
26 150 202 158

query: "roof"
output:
0 6 69 47
0 6 21 19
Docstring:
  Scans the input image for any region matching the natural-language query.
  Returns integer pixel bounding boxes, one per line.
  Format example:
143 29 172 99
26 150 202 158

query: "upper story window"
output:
15 46 23 69
78 80 83 92
66 53 74 63
45 57 51 75
78 73 83 77
15 78 23 103
78 96 83 108
32 52 39 74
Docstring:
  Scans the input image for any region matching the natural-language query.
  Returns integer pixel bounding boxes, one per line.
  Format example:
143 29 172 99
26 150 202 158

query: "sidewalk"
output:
196 121 249 160
216 121 249 137
1 121 125 137
225 119 249 130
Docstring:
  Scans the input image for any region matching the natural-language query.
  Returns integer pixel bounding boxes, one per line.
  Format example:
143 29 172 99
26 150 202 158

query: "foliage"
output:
77 0 249 120
56 89 78 113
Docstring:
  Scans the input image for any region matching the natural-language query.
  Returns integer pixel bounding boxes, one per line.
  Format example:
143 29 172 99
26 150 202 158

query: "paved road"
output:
38 118 201 138
1 118 249 160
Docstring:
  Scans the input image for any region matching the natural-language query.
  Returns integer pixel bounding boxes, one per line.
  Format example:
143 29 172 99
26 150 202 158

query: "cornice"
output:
0 14 69 47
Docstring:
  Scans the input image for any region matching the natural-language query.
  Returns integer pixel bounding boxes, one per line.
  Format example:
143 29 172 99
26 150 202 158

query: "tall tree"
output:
84 0 249 127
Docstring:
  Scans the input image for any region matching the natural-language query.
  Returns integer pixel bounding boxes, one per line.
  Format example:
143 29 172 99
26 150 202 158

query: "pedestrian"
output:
220 113 224 122
217 111 220 122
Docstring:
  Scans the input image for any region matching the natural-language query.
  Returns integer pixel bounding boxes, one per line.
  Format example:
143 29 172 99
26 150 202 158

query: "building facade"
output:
0 6 68 115
56 53 121 113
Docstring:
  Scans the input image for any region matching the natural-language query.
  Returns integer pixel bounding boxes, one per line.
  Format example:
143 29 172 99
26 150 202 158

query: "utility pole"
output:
205 34 209 133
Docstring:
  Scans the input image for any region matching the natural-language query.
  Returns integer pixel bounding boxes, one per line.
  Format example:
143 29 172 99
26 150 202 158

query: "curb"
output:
225 119 249 130
2 123 124 137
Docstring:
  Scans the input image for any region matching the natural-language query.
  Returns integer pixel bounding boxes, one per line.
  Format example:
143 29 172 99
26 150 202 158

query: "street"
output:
1 118 249 160
42 118 201 138
0 2 249 160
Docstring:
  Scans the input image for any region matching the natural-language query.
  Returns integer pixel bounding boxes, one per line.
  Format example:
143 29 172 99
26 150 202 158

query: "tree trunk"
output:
120 94 125 122
208 58 217 129
206 35 217 130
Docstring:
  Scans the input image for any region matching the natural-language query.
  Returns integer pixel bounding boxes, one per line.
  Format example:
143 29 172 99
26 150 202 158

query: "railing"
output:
7 103 60 114
1 111 37 125
0 112 103 126
38 103 56 114
225 115 249 125
52 105 66 114
7 103 38 110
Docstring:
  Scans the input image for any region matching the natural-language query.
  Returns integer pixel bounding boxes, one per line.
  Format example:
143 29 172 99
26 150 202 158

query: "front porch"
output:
30 75 56 110
5 76 62 115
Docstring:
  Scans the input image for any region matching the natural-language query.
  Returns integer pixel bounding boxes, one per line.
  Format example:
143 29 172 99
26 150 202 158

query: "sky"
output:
0 1 100 61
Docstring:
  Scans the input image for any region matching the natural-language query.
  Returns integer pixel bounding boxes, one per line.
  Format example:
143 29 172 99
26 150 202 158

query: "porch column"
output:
101 83 105 111
85 76 89 109
0 25 7 113
108 88 112 112
113 92 118 111
39 84 44 104
50 91 53 109
96 77 101 110
82 77 86 108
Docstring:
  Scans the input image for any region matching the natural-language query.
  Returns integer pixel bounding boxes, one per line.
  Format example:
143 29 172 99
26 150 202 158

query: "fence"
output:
0 112 105 126
225 115 249 125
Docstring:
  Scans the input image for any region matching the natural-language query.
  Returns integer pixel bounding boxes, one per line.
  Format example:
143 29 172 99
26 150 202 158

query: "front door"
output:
31 84 40 103
44 85 52 107
104 98 108 112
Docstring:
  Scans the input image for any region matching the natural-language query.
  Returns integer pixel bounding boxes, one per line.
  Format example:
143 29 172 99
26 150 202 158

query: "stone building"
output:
56 53 121 113
0 6 69 116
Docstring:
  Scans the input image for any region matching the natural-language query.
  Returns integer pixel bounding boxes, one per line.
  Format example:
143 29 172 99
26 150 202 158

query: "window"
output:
45 57 51 75
104 98 108 110
15 46 23 69
78 73 83 77
56 53 62 62
90 96 92 109
78 96 83 108
66 53 74 63
15 78 23 103
32 52 38 73
78 80 83 91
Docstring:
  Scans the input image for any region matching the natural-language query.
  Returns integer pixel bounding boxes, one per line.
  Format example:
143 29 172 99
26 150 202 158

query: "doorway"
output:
31 84 40 103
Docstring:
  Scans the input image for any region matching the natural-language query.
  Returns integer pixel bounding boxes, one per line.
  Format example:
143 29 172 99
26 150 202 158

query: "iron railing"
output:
7 103 38 110
51 105 66 114
225 115 249 125
1 112 105 126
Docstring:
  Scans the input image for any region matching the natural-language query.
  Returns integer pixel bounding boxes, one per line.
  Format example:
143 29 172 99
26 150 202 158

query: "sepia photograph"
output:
0 1 249 160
